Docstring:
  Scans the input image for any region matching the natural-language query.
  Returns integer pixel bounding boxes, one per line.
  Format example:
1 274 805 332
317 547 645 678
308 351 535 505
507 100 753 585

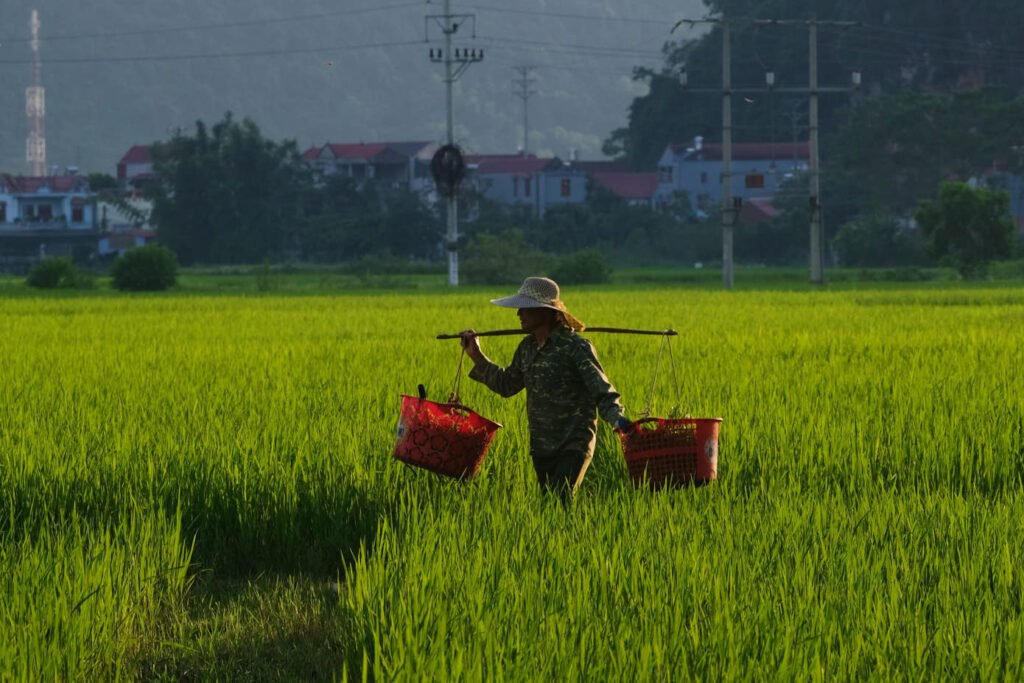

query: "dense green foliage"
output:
827 89 1024 221
605 1 1024 270
609 2 1024 171
916 182 1016 277
462 230 551 285
111 245 180 291
149 114 308 265
1 283 1022 678
552 249 613 284
25 257 93 290
831 214 929 268
148 116 443 265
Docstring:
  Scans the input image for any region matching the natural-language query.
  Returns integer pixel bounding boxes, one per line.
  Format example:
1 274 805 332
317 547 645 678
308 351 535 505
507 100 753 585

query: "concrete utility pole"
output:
674 15 736 289
678 15 858 288
808 18 823 284
427 0 483 286
512 66 537 156
720 17 734 289
755 18 858 286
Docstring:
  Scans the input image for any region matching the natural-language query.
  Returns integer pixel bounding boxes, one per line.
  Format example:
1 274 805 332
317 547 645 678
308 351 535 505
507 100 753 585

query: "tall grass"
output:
1 285 1022 678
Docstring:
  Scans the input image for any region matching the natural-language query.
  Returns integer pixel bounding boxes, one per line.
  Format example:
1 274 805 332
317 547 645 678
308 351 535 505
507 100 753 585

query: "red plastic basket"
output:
617 417 722 488
393 395 502 480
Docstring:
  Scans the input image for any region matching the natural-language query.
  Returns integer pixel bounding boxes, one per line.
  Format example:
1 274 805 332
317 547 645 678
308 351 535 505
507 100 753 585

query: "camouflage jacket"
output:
469 326 625 460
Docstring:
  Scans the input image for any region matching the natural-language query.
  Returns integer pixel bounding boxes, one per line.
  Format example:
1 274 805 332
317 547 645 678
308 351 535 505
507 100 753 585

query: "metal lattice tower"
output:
511 66 537 156
26 9 46 177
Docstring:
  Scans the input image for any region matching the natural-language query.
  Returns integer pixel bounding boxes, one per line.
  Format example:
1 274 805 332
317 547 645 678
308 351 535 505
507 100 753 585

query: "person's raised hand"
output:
459 330 482 361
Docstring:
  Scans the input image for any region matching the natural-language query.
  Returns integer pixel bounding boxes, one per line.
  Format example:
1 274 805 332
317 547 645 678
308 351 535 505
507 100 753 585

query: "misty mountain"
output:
0 0 706 176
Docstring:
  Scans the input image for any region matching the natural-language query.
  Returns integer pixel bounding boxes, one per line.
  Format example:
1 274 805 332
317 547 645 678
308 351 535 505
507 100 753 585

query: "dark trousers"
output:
532 451 592 503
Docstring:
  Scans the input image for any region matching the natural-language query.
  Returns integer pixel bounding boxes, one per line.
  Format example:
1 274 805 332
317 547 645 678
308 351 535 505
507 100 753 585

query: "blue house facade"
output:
465 155 588 218
655 137 809 216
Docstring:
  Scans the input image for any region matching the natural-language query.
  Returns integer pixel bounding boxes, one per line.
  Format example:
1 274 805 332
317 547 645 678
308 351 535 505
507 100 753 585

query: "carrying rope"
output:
448 346 467 404
642 334 684 417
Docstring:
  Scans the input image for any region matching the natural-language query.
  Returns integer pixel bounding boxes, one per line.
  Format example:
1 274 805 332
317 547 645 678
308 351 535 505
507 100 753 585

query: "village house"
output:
117 145 158 190
464 154 590 218
590 171 659 208
655 137 809 217
0 173 94 228
0 173 97 268
301 141 437 194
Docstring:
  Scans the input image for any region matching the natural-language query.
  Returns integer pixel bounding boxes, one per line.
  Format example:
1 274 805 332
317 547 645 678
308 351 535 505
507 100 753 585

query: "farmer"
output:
459 276 631 502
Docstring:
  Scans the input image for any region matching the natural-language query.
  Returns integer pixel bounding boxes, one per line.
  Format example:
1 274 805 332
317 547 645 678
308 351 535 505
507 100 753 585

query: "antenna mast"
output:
26 9 46 177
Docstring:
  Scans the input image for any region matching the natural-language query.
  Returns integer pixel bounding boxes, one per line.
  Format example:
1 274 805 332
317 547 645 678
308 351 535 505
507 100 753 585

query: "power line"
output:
454 3 678 27
478 35 663 58
0 2 424 44
0 39 425 65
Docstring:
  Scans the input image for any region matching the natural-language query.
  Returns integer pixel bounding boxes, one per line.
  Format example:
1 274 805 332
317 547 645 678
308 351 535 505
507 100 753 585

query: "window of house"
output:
700 171 708 184
39 205 53 221
72 206 84 223
659 166 673 182
524 176 531 197
560 178 571 197
745 174 765 189
0 202 6 222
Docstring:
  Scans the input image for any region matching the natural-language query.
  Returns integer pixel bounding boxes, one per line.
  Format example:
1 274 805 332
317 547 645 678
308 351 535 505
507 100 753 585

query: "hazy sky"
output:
0 1 707 175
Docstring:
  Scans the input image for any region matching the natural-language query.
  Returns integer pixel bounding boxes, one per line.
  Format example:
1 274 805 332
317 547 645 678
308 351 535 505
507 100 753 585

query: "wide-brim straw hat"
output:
491 276 585 331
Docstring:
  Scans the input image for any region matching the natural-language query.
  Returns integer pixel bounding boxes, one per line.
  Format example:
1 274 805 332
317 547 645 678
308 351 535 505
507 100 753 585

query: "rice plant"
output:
1 284 1022 679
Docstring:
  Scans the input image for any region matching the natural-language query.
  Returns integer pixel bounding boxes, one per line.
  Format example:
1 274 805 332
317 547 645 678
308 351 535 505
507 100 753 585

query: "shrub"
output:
551 249 612 284
111 244 179 291
462 230 552 285
25 257 94 290
916 182 1015 278
832 214 930 267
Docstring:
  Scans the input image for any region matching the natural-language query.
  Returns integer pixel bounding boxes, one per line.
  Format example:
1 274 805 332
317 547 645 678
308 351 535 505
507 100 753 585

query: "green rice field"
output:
2 280 1023 680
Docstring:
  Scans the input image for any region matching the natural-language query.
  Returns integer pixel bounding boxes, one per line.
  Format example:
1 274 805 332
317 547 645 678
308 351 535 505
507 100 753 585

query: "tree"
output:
87 172 118 192
608 1 1024 173
297 175 379 262
111 244 180 291
148 113 309 265
378 191 442 260
831 214 929 267
828 89 1024 216
462 230 552 285
915 181 1015 277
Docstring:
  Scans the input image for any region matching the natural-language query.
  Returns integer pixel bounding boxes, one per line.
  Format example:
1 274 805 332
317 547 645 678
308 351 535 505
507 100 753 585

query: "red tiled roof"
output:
306 141 433 163
591 172 658 200
326 143 391 161
671 142 809 161
740 196 782 224
2 174 89 194
118 145 153 165
571 160 629 173
466 154 558 175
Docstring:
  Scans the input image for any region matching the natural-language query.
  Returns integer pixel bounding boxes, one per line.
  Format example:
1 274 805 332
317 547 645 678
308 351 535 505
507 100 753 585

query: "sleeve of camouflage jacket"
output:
573 339 625 425
468 352 525 398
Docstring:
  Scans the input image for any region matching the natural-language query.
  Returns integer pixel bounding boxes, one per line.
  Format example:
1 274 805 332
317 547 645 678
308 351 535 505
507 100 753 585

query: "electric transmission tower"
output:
26 9 46 177
511 66 537 155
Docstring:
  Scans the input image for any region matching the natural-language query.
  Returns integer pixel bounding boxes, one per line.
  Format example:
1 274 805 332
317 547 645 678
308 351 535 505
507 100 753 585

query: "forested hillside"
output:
0 0 703 175
608 0 1024 170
